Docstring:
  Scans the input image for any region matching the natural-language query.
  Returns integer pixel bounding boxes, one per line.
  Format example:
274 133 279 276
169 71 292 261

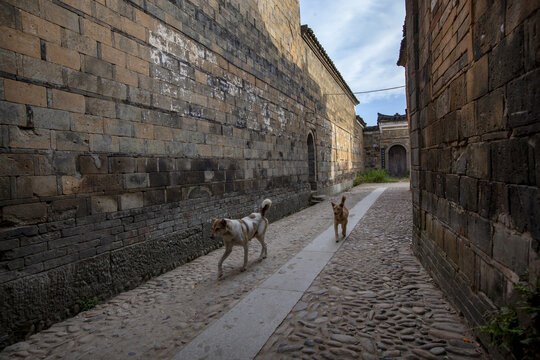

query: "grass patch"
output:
353 169 406 186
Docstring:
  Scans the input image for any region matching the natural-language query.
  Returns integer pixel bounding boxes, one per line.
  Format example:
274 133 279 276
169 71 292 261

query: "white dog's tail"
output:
260 199 272 216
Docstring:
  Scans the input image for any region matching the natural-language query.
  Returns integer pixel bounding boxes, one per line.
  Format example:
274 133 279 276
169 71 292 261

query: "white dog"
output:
211 199 272 279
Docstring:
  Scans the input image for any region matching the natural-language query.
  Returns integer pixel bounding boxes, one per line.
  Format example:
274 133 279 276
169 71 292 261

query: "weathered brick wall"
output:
363 127 381 170
404 0 539 353
0 0 362 347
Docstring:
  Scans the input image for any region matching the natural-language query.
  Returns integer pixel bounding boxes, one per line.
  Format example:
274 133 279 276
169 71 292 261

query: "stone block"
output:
101 43 126 67
115 66 139 87
127 54 149 75
82 55 113 79
507 68 539 129
91 195 118 214
508 185 540 240
476 87 505 133
119 192 143 210
86 98 116 118
79 155 108 174
133 123 154 139
97 78 127 100
110 157 136 173
159 158 176 171
0 101 26 126
473 0 504 60
119 137 145 154
9 126 51 149
3 202 47 225
505 0 540 34
53 152 77 175
65 68 99 93
32 107 72 130
46 42 81 70
489 26 524 90
50 198 88 221
493 223 531 276
456 174 475 209
143 189 165 206
16 175 57 197
128 87 151 105
0 26 40 59
467 214 491 256
449 74 466 111
71 114 104 134
51 89 85 113
137 158 158 172
21 55 63 85
56 131 90 151
90 134 119 152
124 173 148 189
466 55 488 101
82 18 112 45
149 172 169 187
20 8 62 45
104 118 133 137
41 0 79 32
117 103 142 122
4 79 46 107
491 139 532 185
478 258 505 306
0 176 10 200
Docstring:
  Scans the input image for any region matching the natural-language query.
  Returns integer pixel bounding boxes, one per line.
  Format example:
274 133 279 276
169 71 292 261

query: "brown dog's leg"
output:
342 220 347 237
217 245 232 279
334 222 340 242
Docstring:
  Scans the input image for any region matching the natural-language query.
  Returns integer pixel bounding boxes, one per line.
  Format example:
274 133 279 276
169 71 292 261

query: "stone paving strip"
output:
256 184 487 360
173 188 386 360
0 184 382 360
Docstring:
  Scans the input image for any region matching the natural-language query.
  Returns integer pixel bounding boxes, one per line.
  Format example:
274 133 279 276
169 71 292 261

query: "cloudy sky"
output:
299 0 407 126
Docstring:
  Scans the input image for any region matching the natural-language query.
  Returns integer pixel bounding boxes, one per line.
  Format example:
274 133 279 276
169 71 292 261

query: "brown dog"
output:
331 196 349 242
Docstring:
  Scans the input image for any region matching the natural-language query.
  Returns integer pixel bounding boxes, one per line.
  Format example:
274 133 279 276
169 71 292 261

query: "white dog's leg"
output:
255 234 267 260
241 244 248 271
218 245 232 279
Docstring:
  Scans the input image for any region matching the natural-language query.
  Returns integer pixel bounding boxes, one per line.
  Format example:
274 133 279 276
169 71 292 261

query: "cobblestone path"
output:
257 185 487 360
0 183 488 359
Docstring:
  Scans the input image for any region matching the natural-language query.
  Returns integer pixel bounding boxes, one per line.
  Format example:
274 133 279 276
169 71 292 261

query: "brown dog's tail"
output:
341 195 346 205
260 199 272 216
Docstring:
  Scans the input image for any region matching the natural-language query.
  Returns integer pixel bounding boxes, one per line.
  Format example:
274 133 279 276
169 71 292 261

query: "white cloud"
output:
300 0 406 122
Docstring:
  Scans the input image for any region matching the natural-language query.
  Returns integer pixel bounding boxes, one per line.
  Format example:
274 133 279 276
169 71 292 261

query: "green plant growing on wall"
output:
78 296 100 312
480 280 539 359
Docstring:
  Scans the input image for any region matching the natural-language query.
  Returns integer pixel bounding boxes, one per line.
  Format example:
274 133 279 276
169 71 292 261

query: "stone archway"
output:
307 132 316 190
388 144 407 177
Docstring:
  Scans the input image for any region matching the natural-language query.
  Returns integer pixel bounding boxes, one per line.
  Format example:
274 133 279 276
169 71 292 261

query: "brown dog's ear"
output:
211 217 217 223
331 202 336 207
341 196 346 204
221 219 227 226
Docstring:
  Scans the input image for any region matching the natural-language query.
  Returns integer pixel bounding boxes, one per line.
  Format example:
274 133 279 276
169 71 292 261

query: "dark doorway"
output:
388 145 407 176
307 133 316 190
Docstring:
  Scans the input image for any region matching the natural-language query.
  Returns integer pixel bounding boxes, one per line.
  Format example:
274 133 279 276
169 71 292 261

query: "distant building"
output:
363 113 410 176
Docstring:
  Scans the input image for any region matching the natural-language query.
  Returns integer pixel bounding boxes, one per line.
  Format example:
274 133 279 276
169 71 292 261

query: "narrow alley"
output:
1 183 486 359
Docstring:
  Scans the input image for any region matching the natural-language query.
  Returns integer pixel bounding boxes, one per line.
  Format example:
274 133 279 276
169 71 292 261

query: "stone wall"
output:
0 0 362 347
404 0 539 354
363 126 381 170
